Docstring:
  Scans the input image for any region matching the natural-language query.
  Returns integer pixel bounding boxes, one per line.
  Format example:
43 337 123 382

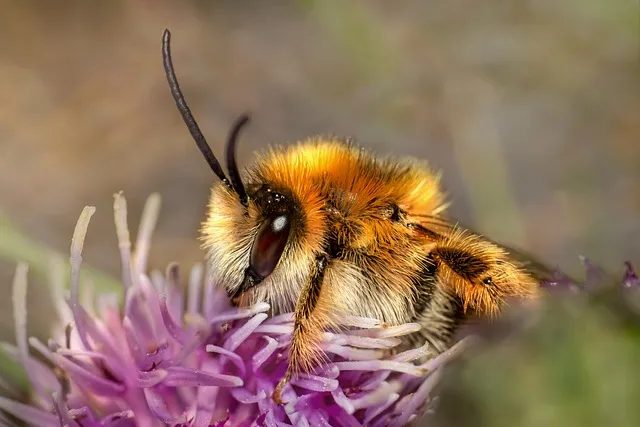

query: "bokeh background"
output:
0 0 638 352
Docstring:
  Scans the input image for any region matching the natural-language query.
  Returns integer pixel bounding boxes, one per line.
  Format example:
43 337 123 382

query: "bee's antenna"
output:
161 29 231 188
225 114 250 207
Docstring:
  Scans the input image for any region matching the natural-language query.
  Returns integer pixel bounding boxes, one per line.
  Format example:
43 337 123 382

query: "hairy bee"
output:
161 30 541 403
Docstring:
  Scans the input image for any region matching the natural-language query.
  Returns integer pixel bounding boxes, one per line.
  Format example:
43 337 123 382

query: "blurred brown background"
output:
0 0 638 340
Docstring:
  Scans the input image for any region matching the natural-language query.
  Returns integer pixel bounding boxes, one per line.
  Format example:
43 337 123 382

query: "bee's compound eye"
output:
250 214 291 278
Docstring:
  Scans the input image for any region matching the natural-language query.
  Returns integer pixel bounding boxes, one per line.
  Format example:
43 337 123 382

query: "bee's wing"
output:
459 221 563 282
482 237 557 282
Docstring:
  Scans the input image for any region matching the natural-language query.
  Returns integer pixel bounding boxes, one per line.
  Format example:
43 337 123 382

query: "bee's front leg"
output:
273 255 331 404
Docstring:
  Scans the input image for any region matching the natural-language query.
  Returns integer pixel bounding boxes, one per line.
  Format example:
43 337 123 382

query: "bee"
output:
161 30 541 403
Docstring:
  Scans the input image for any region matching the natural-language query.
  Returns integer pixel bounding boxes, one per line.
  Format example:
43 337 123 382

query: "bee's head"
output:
201 177 311 310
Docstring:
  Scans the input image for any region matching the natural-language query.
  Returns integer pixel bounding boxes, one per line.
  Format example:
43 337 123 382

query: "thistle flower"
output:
0 193 470 427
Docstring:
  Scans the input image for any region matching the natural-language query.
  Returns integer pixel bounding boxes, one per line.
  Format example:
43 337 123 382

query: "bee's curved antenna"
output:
161 29 231 189
225 114 250 206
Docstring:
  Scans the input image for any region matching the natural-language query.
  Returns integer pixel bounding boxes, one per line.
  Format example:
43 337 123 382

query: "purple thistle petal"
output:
324 332 402 349
202 265 230 321
264 312 294 324
192 359 220 427
142 342 170 371
363 390 400 424
165 263 185 325
150 269 164 292
319 365 340 379
263 411 287 427
223 313 269 352
321 343 384 360
68 406 100 425
69 206 96 352
124 289 158 349
158 295 190 345
331 387 356 414
252 336 279 371
187 263 204 316
64 302 132 382
97 293 121 324
206 344 246 376
163 366 243 387
623 261 639 288
422 336 475 371
100 410 136 426
328 405 361 427
348 322 422 338
283 397 309 427
393 341 431 362
137 370 168 388
143 387 187 424
139 274 170 335
331 359 426 376
168 327 209 366
132 193 161 279
53 393 82 427
122 316 149 369
348 381 399 411
0 396 59 427
230 388 268 404
290 374 339 392
29 338 127 396
256 377 277 404
340 316 384 329
389 369 443 427
210 411 231 427
210 302 270 325
12 263 51 406
254 324 292 335
113 193 134 291
308 410 332 427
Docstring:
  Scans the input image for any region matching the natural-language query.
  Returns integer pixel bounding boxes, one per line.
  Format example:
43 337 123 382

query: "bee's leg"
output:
429 229 538 316
273 255 330 404
403 271 464 359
